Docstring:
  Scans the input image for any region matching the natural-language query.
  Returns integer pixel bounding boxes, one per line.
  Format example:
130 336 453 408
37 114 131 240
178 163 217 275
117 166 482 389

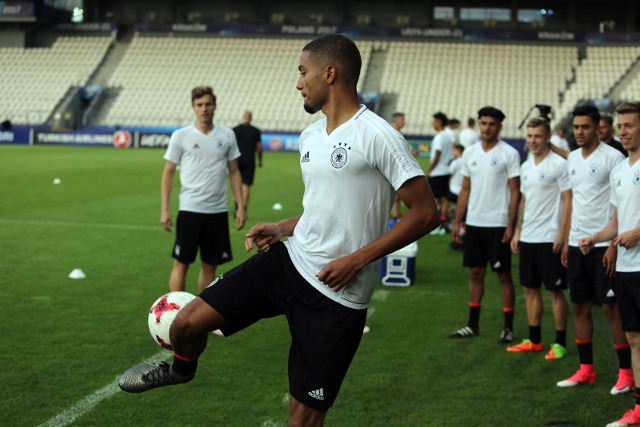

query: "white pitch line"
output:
0 218 245 233
37 349 170 427
0 217 158 231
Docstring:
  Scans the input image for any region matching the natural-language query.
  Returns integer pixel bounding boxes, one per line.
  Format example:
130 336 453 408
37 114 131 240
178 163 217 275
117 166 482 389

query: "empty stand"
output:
3 34 640 137
559 46 640 119
100 36 373 132
0 36 112 125
380 42 578 137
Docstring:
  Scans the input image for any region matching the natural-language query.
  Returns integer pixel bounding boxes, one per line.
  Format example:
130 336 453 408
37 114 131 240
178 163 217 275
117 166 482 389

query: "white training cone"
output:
272 203 283 210
53 178 61 185
68 268 86 279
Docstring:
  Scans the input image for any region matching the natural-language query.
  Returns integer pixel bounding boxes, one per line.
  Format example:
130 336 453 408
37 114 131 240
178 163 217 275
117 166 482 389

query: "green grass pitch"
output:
0 144 631 426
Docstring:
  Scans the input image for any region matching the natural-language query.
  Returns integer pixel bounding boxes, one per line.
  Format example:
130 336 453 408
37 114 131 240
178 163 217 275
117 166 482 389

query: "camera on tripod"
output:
519 104 554 129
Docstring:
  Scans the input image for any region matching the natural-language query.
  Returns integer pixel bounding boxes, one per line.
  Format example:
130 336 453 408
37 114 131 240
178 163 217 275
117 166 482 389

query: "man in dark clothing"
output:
233 111 263 212
599 112 628 157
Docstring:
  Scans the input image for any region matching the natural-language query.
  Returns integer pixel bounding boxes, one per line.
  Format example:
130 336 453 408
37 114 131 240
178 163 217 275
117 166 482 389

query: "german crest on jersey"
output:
331 142 350 169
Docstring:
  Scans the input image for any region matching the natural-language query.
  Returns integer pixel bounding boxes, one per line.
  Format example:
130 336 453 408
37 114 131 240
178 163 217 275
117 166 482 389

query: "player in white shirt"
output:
449 106 521 344
161 86 245 293
458 117 479 149
556 105 632 396
506 117 571 359
447 143 465 249
448 144 464 201
579 102 640 427
427 112 456 224
119 34 439 425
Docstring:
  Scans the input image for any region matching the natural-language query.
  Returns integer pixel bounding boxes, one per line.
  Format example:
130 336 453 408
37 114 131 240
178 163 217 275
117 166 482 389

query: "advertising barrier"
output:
2 127 527 158
34 131 115 146
0 128 31 144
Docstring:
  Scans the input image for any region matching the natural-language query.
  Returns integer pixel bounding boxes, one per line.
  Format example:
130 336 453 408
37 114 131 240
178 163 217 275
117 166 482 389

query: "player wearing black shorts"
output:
450 106 521 344
580 102 640 427
506 117 571 360
119 34 439 426
233 110 263 213
556 104 630 395
161 86 245 293
427 112 455 225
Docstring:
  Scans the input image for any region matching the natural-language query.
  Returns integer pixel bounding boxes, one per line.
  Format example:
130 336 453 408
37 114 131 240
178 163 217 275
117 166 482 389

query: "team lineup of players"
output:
117 33 640 427
422 102 640 427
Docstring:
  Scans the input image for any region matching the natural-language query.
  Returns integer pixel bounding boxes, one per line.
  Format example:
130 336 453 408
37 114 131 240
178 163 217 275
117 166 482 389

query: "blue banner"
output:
0 128 30 144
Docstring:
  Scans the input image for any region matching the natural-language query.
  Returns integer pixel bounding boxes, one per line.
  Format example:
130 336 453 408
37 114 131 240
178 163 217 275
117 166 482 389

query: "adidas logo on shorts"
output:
308 388 324 400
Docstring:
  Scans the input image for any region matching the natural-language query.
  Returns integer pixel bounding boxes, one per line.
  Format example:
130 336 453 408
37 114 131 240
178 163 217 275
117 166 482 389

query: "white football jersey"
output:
567 142 625 247
461 140 521 227
164 124 240 214
429 130 455 177
284 106 424 310
519 152 571 243
610 158 640 272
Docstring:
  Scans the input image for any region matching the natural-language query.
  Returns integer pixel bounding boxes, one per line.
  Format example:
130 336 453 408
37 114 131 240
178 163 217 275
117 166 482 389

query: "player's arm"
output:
161 160 177 232
511 194 525 254
227 159 246 230
256 137 263 167
578 210 618 255
504 176 521 243
554 189 572 254
316 176 439 291
426 150 441 175
614 225 640 250
452 176 470 243
245 215 302 252
549 143 569 159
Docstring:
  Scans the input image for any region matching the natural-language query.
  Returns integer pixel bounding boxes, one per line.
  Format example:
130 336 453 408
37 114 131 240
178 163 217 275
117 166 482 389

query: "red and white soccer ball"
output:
148 291 196 350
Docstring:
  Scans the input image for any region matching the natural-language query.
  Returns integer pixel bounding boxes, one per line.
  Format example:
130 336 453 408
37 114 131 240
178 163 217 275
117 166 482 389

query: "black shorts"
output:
447 191 458 204
237 161 256 186
427 175 451 199
519 242 567 291
199 242 366 411
615 272 640 332
172 211 232 265
463 226 511 272
566 246 616 304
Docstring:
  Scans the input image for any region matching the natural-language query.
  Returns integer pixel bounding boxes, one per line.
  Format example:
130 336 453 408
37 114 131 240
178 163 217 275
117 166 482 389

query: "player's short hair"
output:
467 117 476 127
453 143 464 153
599 112 613 126
616 101 640 117
477 106 505 123
572 104 600 124
449 118 460 126
302 34 361 85
392 112 405 120
433 112 449 126
526 116 551 134
191 86 216 104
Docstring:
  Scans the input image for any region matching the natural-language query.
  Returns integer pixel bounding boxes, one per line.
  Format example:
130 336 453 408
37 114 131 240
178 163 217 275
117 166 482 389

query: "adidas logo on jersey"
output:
301 151 310 163
193 143 200 149
222 251 229 259
606 289 615 298
571 169 576 175
308 388 325 400
471 161 477 166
